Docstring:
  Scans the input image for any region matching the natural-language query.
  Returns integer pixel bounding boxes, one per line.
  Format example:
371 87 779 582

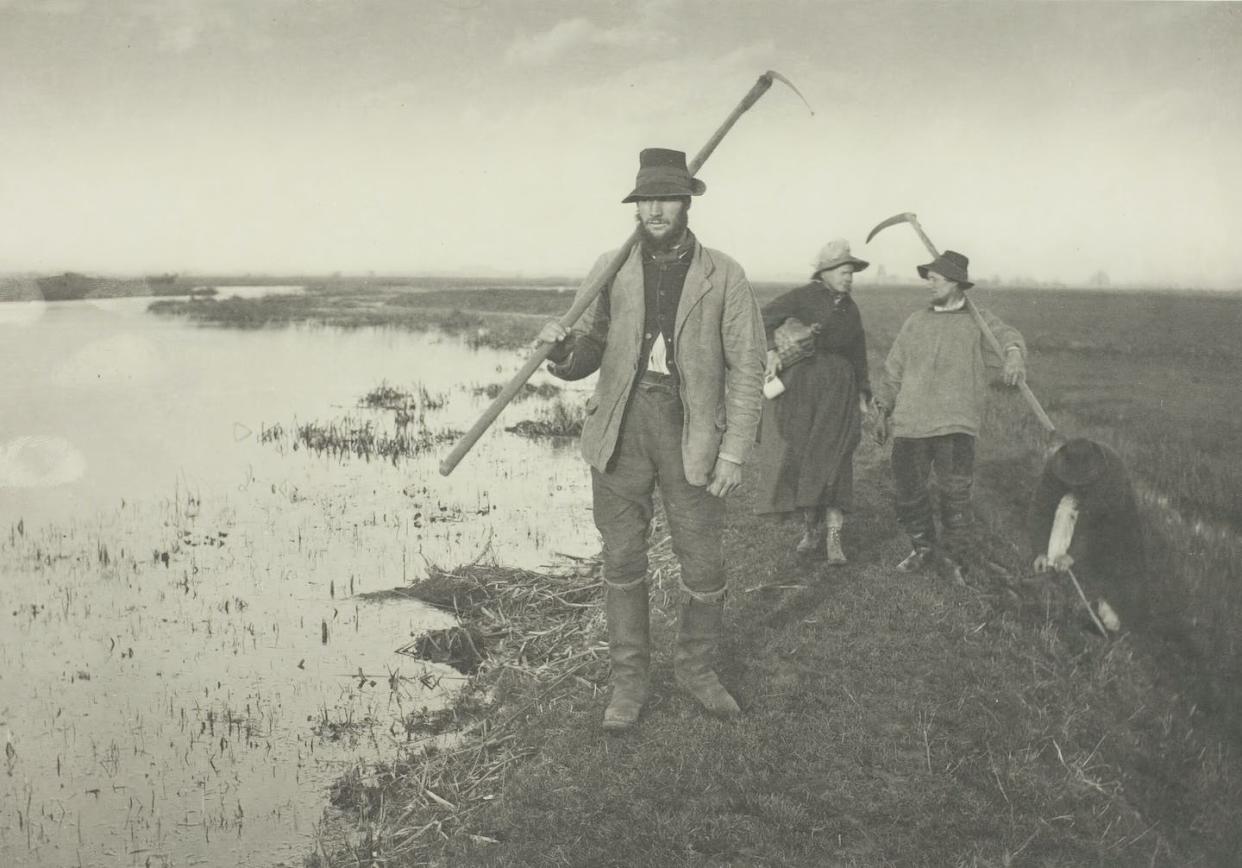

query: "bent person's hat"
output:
917 250 974 289
621 148 706 203
812 238 869 277
1048 437 1108 488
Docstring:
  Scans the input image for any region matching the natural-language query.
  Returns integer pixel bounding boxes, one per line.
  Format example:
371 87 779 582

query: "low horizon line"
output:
1 268 1239 293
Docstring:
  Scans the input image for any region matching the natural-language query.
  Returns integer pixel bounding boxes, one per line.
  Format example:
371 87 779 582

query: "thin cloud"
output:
124 0 320 55
505 11 676 66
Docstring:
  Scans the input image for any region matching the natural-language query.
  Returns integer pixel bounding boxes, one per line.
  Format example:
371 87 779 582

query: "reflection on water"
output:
0 297 598 866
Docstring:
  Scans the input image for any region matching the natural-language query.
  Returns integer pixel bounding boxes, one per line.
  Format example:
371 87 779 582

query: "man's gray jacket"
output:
548 240 766 486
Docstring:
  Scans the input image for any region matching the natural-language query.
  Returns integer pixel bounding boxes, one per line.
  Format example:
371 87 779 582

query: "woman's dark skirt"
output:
754 352 861 515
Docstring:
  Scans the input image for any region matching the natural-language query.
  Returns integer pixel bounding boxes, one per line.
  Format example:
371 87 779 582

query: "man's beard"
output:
636 210 689 252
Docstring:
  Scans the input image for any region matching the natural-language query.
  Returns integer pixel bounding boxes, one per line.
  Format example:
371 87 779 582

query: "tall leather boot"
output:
602 583 650 732
673 597 741 718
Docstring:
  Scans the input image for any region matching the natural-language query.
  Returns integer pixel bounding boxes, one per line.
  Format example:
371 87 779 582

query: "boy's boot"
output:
940 505 974 585
896 530 937 573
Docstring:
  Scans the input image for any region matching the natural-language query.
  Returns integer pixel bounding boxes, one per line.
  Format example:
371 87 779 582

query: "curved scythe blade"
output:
866 211 917 245
764 70 815 116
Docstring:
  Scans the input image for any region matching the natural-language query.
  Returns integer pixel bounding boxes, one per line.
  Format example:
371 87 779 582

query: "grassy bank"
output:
145 281 1242 863
311 435 1241 866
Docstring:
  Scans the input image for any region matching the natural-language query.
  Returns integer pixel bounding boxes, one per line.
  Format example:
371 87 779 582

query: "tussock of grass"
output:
360 382 415 410
472 381 563 402
259 418 461 465
504 398 584 439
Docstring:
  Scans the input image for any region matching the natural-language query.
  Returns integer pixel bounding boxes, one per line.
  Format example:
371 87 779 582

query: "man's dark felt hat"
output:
621 148 706 203
917 250 975 289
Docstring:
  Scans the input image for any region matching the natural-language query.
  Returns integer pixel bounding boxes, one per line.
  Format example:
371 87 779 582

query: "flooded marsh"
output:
0 291 598 866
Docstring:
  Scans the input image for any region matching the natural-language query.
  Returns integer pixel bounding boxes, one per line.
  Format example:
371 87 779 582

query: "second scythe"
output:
865 211 1057 435
867 214 1116 637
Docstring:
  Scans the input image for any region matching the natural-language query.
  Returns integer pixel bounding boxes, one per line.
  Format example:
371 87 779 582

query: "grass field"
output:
844 284 1242 733
145 279 1242 865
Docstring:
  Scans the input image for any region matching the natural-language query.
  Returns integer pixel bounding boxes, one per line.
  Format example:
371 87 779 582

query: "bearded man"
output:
537 147 765 731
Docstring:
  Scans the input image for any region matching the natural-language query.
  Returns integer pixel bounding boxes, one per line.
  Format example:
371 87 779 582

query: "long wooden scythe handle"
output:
439 71 810 476
896 214 1057 435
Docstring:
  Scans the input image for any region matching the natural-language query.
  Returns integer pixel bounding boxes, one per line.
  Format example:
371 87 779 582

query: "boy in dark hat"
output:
536 148 765 731
1029 438 1143 629
873 250 1027 580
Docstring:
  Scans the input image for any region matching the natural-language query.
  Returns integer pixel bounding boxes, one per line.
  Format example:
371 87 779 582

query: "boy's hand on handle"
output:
707 457 743 498
870 399 890 445
1003 347 1026 386
874 413 890 445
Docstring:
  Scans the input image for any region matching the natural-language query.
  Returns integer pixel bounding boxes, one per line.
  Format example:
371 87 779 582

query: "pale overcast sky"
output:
1 0 1240 287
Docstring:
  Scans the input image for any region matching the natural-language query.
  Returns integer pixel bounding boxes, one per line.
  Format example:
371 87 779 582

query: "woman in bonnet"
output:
754 238 873 565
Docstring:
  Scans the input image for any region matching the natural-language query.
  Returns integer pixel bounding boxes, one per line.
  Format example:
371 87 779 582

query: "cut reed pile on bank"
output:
316 558 613 864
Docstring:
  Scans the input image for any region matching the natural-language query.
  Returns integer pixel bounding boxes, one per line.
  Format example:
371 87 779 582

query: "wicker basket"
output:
773 317 822 369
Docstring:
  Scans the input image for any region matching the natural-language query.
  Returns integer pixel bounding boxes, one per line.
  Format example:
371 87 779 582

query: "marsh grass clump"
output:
148 293 315 328
312 705 378 743
417 384 447 411
473 381 562 402
504 397 584 438
261 417 461 465
259 422 284 444
385 287 572 317
359 382 414 411
148 281 569 349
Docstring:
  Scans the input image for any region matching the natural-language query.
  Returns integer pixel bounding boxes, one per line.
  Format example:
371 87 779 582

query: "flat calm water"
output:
0 292 597 866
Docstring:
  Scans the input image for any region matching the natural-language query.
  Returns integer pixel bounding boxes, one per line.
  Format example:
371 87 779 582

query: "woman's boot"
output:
602 582 650 732
795 508 825 559
824 508 847 565
673 597 740 718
